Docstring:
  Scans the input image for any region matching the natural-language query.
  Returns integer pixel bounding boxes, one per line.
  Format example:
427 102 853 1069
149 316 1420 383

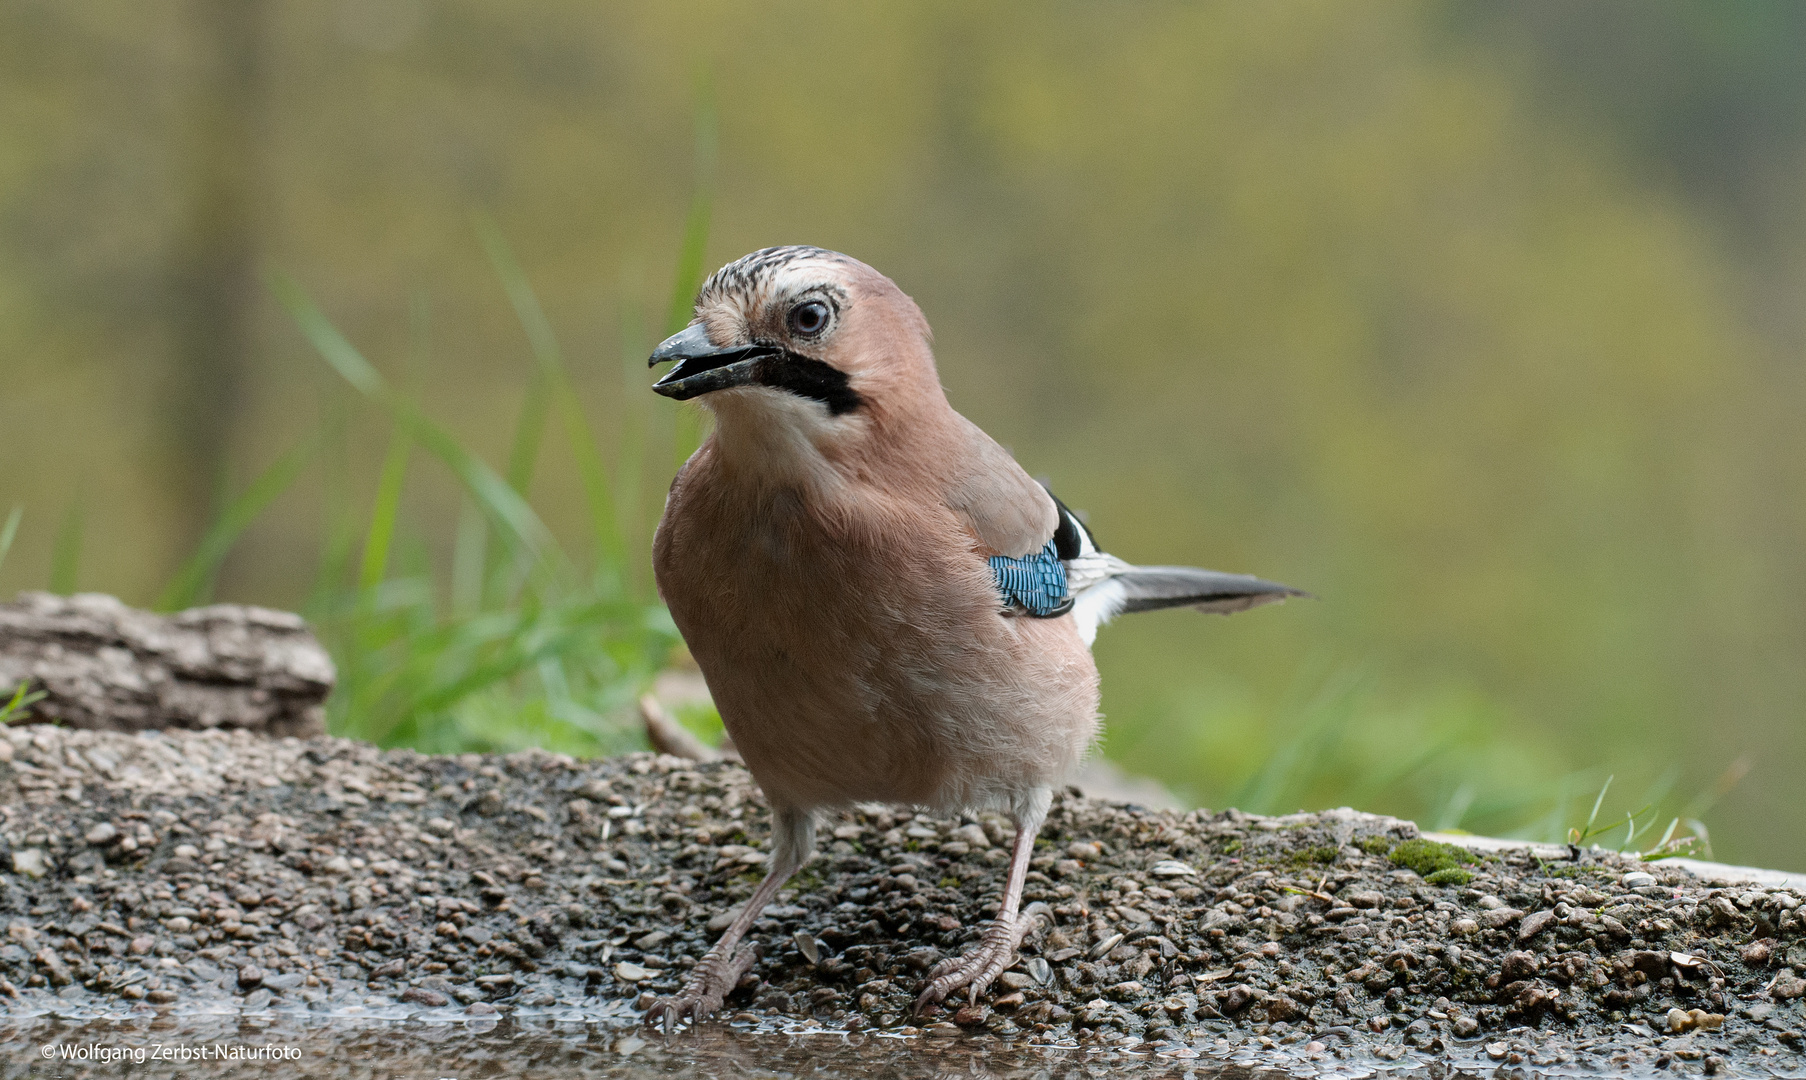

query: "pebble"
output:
10 849 45 879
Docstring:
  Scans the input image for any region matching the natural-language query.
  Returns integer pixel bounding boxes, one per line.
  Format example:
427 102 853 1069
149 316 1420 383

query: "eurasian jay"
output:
642 246 1301 1029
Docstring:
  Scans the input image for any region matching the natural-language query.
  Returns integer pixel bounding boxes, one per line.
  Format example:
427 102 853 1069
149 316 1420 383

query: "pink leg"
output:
644 807 813 1032
914 791 1049 1013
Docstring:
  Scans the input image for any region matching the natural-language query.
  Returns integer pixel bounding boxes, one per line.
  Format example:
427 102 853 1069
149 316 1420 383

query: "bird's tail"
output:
1069 560 1307 645
1112 565 1305 615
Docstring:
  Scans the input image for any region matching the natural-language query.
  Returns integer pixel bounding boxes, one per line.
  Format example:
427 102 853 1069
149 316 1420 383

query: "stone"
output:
10 850 46 879
370 958 406 979
236 966 263 991
84 822 118 846
1518 909 1556 941
1773 972 1806 1000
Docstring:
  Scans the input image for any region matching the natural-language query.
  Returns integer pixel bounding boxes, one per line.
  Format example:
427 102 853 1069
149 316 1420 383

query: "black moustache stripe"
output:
755 352 864 416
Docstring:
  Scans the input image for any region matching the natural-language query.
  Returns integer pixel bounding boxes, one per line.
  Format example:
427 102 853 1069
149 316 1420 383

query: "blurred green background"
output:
2 1 1803 867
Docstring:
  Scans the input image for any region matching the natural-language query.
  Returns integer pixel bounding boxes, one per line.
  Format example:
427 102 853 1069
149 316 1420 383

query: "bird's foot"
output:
643 944 756 1033
913 916 1027 1015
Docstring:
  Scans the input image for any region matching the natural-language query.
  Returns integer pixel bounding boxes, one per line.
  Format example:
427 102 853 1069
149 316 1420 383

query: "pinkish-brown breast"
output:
653 442 1100 815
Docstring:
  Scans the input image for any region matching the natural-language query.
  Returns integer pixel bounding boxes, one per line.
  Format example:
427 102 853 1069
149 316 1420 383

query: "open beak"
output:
648 324 779 400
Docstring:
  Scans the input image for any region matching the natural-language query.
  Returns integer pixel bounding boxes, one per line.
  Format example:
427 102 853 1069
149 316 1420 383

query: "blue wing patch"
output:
988 540 1073 617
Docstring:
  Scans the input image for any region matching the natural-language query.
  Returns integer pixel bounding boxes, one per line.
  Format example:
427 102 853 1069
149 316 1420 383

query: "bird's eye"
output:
788 300 830 337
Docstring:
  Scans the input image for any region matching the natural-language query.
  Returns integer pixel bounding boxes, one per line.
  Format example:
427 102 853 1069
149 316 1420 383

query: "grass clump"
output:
1388 837 1474 883
0 681 44 726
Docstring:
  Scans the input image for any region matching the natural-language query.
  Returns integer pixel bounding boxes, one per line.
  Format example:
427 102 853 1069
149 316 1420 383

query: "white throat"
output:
704 386 863 491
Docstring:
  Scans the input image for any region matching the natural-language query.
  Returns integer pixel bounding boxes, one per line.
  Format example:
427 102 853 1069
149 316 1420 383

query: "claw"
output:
641 943 757 1032
912 917 1026 1016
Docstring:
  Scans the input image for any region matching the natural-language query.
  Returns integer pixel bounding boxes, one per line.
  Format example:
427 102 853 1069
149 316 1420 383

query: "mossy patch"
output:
1535 862 1588 879
1388 838 1474 881
1425 867 1474 886
1358 836 1396 856
1289 844 1339 866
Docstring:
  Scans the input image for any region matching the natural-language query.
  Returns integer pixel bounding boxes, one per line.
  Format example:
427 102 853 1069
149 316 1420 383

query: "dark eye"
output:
788 300 829 337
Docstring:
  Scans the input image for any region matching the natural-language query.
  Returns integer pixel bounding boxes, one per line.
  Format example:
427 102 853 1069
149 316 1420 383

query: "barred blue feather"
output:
988 540 1073 617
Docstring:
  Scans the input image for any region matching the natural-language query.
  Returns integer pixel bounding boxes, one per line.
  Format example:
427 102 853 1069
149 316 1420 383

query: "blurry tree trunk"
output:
166 0 268 556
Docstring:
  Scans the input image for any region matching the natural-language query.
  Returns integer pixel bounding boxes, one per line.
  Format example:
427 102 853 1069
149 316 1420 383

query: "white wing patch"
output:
1062 540 1133 646
1070 577 1127 647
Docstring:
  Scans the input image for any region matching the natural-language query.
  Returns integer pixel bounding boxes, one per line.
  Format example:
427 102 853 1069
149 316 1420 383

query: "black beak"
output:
648 324 779 400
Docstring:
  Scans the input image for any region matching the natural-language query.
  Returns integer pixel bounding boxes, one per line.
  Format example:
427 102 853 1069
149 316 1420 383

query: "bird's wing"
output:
942 414 1058 559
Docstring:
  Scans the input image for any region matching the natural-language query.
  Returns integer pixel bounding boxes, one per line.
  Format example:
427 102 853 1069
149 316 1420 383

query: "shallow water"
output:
0 1014 1449 1080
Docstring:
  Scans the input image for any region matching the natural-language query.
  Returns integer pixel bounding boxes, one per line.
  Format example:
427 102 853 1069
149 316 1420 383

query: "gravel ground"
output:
0 725 1801 1076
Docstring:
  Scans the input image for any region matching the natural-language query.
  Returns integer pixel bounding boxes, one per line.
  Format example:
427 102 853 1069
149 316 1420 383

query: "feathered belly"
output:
662 543 1100 813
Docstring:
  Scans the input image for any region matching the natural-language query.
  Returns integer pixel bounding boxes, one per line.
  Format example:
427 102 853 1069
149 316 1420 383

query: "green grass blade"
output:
1235 665 1367 814
157 435 320 611
473 214 564 371
359 417 413 591
474 216 622 566
408 409 562 578
0 681 46 725
1569 774 1614 844
0 507 22 576
310 394 361 606
271 272 561 576
505 371 550 497
451 498 487 615
267 273 386 396
615 297 649 595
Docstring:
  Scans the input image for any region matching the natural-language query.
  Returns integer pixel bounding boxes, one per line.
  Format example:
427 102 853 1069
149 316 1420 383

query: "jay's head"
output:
649 247 937 428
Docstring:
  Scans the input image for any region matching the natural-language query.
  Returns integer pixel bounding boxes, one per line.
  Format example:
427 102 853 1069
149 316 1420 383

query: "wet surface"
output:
0 1013 1799 1080
0 1014 1414 1080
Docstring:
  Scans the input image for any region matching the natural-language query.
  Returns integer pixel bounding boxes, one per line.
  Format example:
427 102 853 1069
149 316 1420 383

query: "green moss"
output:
939 876 960 889
1535 862 1586 879
1358 836 1396 856
1388 838 1472 879
1289 844 1339 866
1425 867 1474 886
1221 839 1243 855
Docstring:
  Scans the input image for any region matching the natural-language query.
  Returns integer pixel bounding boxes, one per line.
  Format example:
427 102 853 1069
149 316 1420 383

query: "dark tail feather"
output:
1113 566 1310 615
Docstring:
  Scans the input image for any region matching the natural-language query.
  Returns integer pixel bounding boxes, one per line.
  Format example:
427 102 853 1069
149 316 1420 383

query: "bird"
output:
642 246 1302 1030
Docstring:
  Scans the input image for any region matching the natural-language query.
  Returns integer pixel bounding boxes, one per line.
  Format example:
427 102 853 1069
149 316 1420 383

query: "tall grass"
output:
105 208 699 756
259 235 681 757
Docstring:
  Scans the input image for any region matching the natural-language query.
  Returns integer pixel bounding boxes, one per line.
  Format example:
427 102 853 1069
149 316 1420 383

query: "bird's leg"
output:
914 789 1050 1014
645 807 814 1033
